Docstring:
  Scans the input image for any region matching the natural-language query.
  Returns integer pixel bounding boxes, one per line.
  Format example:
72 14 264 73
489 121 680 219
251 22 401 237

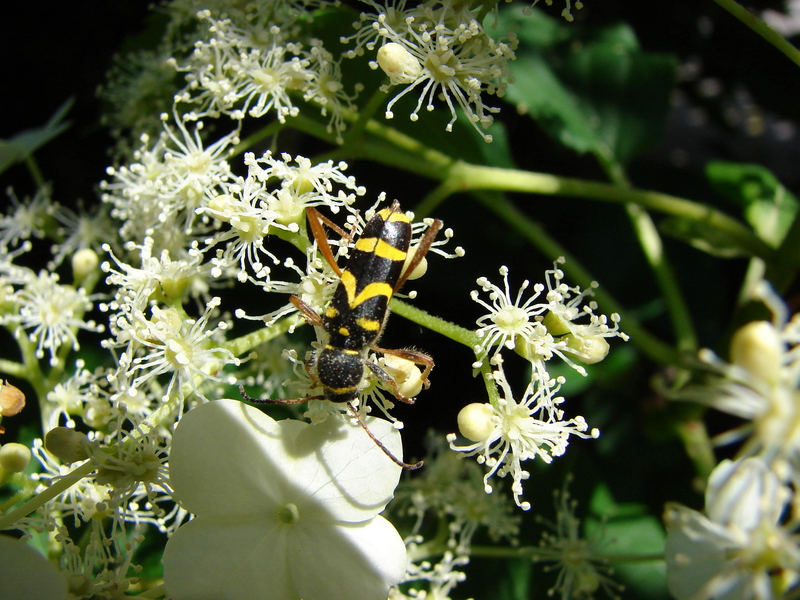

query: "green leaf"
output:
587 484 668 599
0 98 73 174
489 7 677 165
659 216 751 258
705 161 799 247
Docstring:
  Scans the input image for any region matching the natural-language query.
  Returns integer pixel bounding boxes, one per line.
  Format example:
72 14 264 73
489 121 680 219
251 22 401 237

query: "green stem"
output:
223 313 306 358
0 460 95 531
473 194 684 366
623 202 697 353
389 298 479 349
599 160 697 355
0 359 27 380
232 120 284 157
24 155 45 188
713 0 800 68
344 87 388 144
447 163 772 261
676 419 717 482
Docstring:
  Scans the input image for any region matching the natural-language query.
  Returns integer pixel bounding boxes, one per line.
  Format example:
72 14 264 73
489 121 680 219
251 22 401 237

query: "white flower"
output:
0 186 53 248
0 535 67 600
664 457 800 600
114 298 239 405
674 283 800 476
100 115 237 245
3 270 103 366
162 399 408 600
471 265 547 364
471 261 626 379
448 358 598 510
365 2 517 141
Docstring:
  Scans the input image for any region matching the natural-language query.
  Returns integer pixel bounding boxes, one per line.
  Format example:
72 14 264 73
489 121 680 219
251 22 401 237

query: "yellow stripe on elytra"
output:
338 327 349 337
324 306 339 318
325 385 358 394
377 208 411 223
324 345 359 355
340 270 392 308
354 237 406 261
356 317 381 331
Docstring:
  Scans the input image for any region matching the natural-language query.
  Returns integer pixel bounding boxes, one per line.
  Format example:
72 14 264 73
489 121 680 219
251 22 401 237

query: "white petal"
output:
288 415 403 522
169 399 287 516
290 515 407 600
664 503 743 600
162 516 294 600
0 535 67 600
705 457 786 529
171 400 403 522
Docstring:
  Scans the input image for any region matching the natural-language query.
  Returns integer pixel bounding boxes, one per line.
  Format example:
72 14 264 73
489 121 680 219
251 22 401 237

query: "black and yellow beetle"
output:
241 201 442 469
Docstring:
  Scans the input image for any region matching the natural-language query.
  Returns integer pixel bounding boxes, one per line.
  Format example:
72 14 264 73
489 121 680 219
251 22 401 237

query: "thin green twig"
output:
713 0 800 68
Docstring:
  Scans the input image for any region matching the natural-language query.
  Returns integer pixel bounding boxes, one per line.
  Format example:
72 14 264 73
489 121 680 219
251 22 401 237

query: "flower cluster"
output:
345 0 518 141
663 283 800 598
448 259 625 510
170 10 358 141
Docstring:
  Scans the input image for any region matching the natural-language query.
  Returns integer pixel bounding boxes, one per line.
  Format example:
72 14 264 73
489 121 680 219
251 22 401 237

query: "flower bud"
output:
730 321 782 385
45 427 90 464
542 310 570 336
401 245 428 281
0 381 25 417
380 355 424 398
0 443 31 473
377 42 422 85
563 333 609 364
71 248 100 284
207 194 234 224
160 275 190 301
457 403 495 442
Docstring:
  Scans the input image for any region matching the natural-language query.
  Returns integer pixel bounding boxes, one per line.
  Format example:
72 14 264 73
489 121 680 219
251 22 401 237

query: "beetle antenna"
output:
347 403 423 470
239 385 323 405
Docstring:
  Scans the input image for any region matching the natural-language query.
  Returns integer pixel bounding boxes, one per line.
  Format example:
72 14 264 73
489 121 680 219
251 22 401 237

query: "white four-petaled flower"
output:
163 399 408 600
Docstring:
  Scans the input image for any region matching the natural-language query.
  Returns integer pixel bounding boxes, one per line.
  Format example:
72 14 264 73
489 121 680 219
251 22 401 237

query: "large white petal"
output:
664 503 743 600
169 399 288 516
0 535 67 600
171 400 403 522
286 415 403 522
162 516 294 600
705 457 786 529
290 515 407 600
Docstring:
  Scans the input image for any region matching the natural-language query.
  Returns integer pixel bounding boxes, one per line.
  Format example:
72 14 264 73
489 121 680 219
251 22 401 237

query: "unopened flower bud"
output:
160 275 190 301
45 427 90 464
377 42 422 85
207 194 234 223
71 248 99 283
730 321 782 385
564 332 609 364
0 381 25 417
401 245 428 281
380 355 424 398
457 403 495 442
0 443 31 473
542 310 570 336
